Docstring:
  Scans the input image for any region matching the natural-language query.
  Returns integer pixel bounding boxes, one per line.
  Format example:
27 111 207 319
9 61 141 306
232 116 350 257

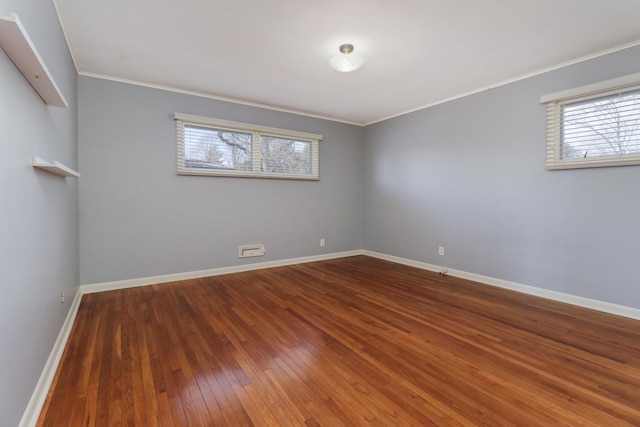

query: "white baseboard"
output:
21 250 363 426
22 248 640 426
83 248 640 320
81 250 365 294
19 288 83 427
363 250 640 321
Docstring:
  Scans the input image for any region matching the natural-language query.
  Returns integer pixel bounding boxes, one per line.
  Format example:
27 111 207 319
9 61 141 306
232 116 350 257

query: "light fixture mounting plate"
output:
339 44 354 55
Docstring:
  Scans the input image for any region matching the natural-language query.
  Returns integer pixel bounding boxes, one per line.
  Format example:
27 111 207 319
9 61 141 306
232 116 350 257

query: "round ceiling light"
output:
329 44 364 73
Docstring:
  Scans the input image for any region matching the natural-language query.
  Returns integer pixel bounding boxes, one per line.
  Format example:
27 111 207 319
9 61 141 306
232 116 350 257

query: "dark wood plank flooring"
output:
38 256 640 426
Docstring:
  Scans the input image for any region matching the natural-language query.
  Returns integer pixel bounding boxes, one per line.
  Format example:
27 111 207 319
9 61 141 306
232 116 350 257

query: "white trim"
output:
19 288 83 427
363 251 443 273
77 72 364 126
71 40 640 127
365 40 640 126
81 250 364 294
82 248 640 320
176 168 321 181
51 0 80 74
363 250 640 321
21 248 640 425
540 71 640 103
21 250 362 424
546 156 640 170
174 113 323 141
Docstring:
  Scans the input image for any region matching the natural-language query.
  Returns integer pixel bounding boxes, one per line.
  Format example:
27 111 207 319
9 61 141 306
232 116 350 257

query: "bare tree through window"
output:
177 117 320 179
184 125 252 171
260 137 312 175
562 90 640 160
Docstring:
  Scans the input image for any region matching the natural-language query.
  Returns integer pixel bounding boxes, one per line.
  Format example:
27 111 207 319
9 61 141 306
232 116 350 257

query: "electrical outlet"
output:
438 246 445 256
60 292 64 303
320 238 325 247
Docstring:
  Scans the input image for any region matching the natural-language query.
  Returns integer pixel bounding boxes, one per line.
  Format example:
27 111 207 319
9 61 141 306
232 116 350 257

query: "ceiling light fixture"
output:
329 43 364 73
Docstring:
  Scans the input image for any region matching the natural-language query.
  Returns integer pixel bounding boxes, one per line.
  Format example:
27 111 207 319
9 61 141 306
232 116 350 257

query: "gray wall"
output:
0 0 78 424
364 45 640 309
78 77 364 284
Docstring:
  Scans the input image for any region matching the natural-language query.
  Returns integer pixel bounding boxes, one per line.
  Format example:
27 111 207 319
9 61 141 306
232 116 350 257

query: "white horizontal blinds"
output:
561 90 640 160
175 113 322 179
542 75 640 170
545 102 562 168
183 123 253 172
176 118 186 172
251 132 261 173
260 135 317 178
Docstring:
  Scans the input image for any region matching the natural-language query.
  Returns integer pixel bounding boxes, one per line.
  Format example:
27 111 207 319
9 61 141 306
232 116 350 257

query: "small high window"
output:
175 113 322 180
541 73 640 170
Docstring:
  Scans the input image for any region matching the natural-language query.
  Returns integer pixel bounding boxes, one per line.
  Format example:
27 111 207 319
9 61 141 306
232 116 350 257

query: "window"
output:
541 72 640 170
175 113 322 180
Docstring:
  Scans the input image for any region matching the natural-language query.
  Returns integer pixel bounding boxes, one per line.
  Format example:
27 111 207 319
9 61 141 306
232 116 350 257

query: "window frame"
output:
541 72 640 170
175 113 322 180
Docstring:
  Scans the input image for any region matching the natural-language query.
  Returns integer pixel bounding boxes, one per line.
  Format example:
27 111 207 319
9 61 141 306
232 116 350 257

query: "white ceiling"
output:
53 0 640 125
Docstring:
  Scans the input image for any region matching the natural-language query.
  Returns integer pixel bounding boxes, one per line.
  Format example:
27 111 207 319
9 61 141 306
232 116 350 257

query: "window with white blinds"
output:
175 113 322 180
541 73 640 170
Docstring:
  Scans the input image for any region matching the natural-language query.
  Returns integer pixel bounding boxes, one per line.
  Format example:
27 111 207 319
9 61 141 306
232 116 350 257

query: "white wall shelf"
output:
0 13 68 107
32 157 80 178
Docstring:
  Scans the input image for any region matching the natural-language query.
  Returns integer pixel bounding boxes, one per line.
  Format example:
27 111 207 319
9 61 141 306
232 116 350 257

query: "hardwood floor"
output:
38 256 640 426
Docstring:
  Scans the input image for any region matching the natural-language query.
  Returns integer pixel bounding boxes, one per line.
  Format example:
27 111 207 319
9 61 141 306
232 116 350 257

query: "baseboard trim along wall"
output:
80 249 640 320
19 288 83 427
80 250 365 294
22 249 640 426
21 250 362 426
363 250 640 321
